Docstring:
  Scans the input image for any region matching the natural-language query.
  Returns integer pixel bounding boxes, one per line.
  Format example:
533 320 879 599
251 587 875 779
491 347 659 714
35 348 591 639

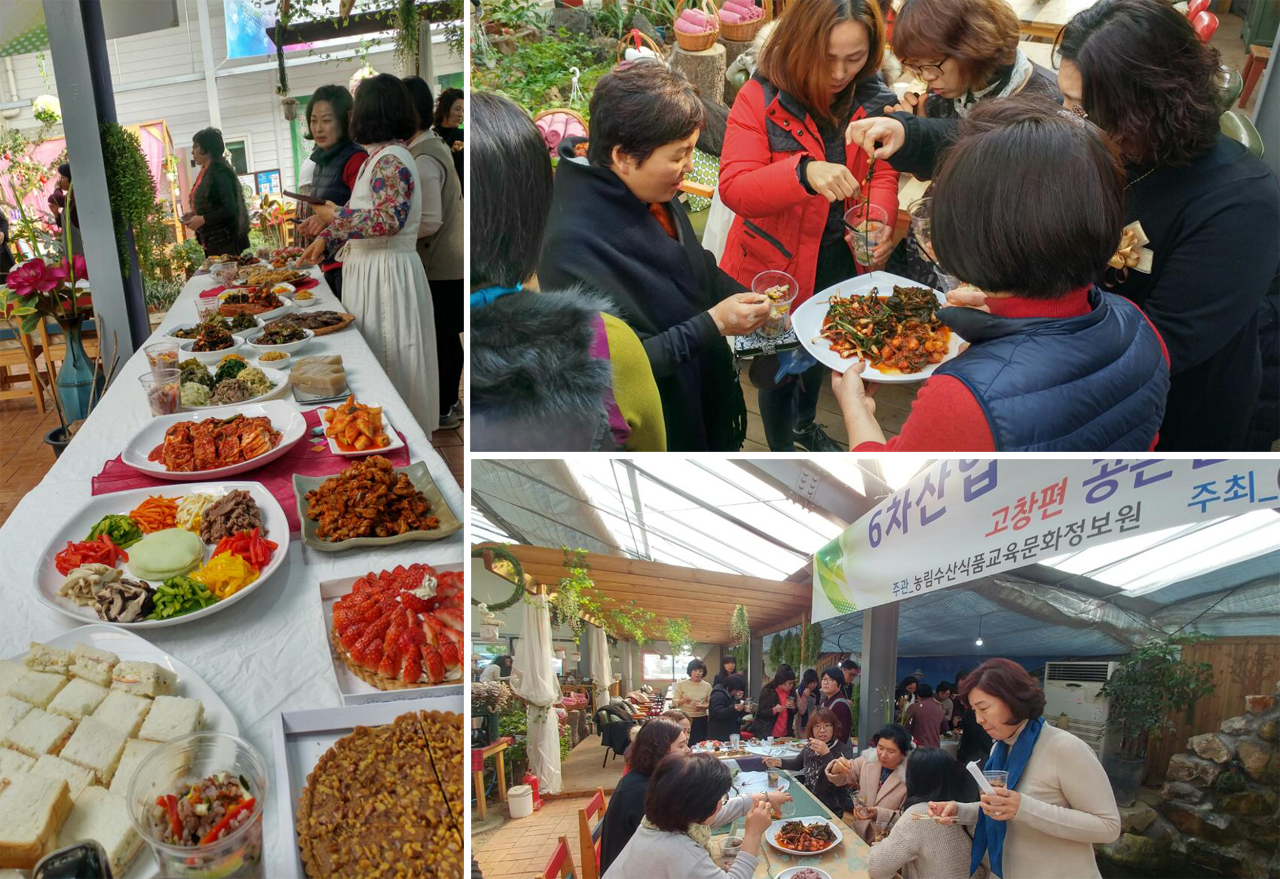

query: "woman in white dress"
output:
298 73 440 433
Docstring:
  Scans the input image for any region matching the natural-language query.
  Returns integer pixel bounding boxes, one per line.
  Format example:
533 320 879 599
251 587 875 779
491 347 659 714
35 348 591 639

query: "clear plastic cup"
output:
144 341 179 374
780 799 796 818
908 197 932 255
844 203 890 267
730 733 741 749
195 296 224 323
983 769 1010 789
873 820 891 844
127 732 268 879
140 369 181 417
751 270 799 338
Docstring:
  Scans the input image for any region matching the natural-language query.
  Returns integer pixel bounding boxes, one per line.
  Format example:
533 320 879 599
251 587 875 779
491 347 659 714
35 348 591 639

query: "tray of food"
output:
290 355 350 404
233 267 310 289
272 699 463 879
175 323 246 366
317 564 464 703
120 401 308 481
219 287 291 320
34 482 288 628
318 397 405 457
286 311 355 337
268 247 305 268
177 355 289 409
767 817 842 855
293 457 461 552
245 320 315 356
167 312 261 345
0 627 238 876
791 271 961 382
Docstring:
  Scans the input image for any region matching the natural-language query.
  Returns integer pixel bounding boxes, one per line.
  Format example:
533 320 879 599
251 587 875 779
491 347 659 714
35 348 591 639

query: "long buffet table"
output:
0 266 463 874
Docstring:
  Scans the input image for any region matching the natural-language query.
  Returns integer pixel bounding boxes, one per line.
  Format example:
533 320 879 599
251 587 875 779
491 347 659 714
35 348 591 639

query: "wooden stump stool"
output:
671 42 728 107
720 36 754 105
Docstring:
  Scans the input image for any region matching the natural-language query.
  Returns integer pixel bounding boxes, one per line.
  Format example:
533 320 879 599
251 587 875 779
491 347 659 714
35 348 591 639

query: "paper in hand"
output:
967 760 996 795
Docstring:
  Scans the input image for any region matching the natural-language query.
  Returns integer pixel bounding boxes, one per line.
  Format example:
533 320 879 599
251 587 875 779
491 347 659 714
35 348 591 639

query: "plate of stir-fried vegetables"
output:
791 271 963 382
767 817 843 855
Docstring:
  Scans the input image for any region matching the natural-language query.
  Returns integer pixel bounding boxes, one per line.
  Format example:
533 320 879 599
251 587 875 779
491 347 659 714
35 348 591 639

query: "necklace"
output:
1126 165 1159 190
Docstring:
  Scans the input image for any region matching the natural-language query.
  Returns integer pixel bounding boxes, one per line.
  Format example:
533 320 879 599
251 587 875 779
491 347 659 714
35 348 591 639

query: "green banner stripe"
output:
0 24 49 59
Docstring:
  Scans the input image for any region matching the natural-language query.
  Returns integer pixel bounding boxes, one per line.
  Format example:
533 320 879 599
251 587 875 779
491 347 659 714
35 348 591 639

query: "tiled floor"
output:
560 734 627 796
474 794 604 879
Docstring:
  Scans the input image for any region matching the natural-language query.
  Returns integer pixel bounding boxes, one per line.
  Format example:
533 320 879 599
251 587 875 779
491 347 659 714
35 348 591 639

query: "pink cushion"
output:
535 112 588 158
675 16 712 33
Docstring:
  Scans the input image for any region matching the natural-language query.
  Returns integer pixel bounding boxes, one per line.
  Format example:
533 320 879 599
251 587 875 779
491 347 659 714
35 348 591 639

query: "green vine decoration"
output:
99 123 159 283
393 0 421 68
605 600 655 647
470 546 525 611
800 620 824 668
730 605 751 647
665 617 695 657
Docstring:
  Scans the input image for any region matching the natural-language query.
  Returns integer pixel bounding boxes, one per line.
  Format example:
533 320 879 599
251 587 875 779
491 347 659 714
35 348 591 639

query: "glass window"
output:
643 652 697 681
225 140 249 175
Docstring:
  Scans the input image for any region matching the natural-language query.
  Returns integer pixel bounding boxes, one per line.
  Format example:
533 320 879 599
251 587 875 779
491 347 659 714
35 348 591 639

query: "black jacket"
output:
538 140 747 451
192 160 250 257
598 769 648 876
0 213 13 279
775 739 856 816
751 685 789 738
707 683 743 741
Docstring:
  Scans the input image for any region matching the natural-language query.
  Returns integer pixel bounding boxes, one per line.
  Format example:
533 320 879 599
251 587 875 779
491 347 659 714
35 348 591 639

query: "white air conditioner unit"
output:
1043 661 1120 760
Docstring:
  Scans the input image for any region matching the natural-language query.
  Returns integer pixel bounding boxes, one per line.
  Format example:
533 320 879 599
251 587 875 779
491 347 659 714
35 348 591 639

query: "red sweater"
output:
854 287 1169 451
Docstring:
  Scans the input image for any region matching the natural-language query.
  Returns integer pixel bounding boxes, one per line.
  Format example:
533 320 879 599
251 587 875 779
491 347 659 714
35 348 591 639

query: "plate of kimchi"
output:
791 271 963 382
767 817 843 856
120 400 308 480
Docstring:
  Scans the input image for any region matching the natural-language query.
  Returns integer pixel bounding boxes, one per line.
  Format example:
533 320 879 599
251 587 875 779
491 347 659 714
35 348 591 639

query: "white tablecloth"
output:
0 268 463 874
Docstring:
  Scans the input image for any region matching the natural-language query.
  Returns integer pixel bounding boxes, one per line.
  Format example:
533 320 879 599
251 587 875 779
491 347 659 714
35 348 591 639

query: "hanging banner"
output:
812 459 1280 621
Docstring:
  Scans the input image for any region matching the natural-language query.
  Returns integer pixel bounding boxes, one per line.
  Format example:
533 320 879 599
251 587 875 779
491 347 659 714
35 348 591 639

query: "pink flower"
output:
59 255 88 283
6 258 58 297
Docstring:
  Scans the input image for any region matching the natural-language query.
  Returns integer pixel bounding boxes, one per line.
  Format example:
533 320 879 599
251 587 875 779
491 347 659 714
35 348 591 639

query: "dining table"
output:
0 264 464 876
1006 0 1096 40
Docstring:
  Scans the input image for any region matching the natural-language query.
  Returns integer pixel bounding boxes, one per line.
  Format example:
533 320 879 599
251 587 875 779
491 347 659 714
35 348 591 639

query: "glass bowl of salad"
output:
127 731 268 879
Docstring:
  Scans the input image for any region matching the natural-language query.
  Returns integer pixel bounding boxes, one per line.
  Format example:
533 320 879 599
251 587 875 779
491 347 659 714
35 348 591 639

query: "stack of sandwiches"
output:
0 642 208 872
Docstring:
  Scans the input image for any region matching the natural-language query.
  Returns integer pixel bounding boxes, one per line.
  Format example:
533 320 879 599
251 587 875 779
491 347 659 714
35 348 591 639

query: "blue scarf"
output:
471 283 522 308
971 716 1044 878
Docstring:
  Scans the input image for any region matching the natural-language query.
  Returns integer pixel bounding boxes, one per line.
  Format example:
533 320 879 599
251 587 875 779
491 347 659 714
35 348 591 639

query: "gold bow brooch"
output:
1107 221 1153 283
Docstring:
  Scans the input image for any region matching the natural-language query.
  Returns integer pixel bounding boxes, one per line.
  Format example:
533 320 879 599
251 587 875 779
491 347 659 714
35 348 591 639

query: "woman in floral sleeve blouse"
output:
299 73 440 433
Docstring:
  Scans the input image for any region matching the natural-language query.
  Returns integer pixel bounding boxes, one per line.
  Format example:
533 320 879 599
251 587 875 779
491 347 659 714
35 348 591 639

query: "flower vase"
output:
54 317 102 423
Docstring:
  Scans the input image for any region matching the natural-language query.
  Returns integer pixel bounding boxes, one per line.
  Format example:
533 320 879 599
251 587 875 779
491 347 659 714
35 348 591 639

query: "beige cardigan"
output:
868 802 987 879
956 722 1120 879
825 752 908 843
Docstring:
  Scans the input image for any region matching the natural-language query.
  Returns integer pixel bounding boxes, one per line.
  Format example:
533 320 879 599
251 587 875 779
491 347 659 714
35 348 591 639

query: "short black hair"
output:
820 666 844 686
349 73 418 145
916 682 934 699
903 747 961 811
800 668 820 692
306 85 355 142
840 659 860 671
57 162 71 179
402 76 435 133
936 681 953 696
470 92 553 289
587 60 705 167
434 87 464 129
899 676 918 689
771 665 797 687
872 723 912 756
932 95 1124 299
687 659 708 677
723 673 746 692
721 656 738 669
629 718 685 776
645 753 730 830
192 127 225 159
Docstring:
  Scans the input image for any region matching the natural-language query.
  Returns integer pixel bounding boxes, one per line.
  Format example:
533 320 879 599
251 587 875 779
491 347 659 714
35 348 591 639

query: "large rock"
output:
1165 802 1232 842
1218 787 1279 815
1246 695 1275 714
589 35 618 63
1189 732 1236 763
630 12 664 48
1098 832 1167 870
1160 781 1205 804
1136 786 1165 808
1260 715 1278 743
1141 812 1185 853
1271 851 1280 879
1221 714 1252 736
1167 753 1223 787
549 6 594 36
1242 814 1279 848
1237 738 1279 783
1187 839 1260 877
1119 801 1158 833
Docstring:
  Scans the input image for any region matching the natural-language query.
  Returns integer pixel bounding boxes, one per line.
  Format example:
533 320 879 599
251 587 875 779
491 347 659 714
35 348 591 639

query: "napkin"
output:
198 285 228 299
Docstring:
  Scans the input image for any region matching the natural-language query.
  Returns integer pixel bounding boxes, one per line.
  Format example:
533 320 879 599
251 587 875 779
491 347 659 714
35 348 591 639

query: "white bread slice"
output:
46 678 109 722
109 738 161 796
24 643 74 675
137 695 205 742
4 670 67 709
0 749 34 782
92 689 152 737
0 662 23 694
69 645 119 688
0 773 72 869
111 661 175 698
58 717 127 786
31 754 95 801
0 698 32 739
2 710 75 758
56 786 143 876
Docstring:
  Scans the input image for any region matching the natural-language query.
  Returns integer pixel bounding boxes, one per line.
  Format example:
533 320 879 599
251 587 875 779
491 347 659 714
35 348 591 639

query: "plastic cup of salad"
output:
127 732 268 879
751 270 799 338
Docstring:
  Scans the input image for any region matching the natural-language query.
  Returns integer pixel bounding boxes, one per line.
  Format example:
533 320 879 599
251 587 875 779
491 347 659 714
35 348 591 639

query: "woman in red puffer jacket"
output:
720 0 900 452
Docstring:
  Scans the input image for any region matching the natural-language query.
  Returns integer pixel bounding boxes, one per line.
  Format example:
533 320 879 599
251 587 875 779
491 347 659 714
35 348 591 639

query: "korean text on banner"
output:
811 459 1280 621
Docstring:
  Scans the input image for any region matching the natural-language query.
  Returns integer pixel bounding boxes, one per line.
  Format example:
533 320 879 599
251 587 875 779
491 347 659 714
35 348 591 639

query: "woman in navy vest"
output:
832 95 1170 451
300 85 367 299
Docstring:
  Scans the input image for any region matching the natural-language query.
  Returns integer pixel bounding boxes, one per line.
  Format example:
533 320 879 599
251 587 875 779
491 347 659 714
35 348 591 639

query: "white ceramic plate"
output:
791 270 962 382
120 400 308 481
766 816 844 857
167 318 263 346
777 868 833 879
244 326 314 357
177 335 247 366
182 366 290 410
733 771 791 795
6 626 241 879
34 481 290 629
316 402 405 457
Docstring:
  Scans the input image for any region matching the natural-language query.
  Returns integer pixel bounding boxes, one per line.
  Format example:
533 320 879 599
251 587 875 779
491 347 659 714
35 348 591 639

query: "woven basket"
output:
615 27 667 65
673 0 720 52
720 0 769 42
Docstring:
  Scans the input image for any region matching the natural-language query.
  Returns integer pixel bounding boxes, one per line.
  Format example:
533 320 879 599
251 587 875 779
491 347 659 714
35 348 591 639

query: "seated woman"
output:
707 673 749 742
762 708 856 816
603 753 789 879
469 92 666 451
538 60 772 451
868 748 979 879
831 96 1170 451
825 723 911 843
749 665 797 739
600 718 690 875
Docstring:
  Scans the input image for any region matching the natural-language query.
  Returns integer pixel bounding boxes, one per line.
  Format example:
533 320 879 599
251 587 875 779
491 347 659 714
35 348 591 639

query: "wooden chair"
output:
1220 109 1266 159
1186 0 1210 19
541 836 578 879
1241 45 1272 107
1192 10 1219 42
0 322 50 412
578 787 606 879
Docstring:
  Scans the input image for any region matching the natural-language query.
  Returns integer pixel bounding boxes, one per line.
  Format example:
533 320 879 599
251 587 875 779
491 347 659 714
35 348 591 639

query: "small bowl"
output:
777 869 832 879
255 351 291 370
178 334 246 365
291 290 318 308
245 326 314 356
270 283 296 296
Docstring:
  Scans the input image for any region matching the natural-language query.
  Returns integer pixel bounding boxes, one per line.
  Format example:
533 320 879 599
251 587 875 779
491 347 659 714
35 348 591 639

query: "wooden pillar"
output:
671 43 727 107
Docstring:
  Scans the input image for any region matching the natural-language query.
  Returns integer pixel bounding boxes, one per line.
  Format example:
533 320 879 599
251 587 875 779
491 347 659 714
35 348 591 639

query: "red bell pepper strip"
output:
199 797 256 845
156 794 183 837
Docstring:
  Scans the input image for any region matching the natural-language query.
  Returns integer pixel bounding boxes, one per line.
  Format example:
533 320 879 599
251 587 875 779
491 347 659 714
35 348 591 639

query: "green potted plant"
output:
1102 633 1215 806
